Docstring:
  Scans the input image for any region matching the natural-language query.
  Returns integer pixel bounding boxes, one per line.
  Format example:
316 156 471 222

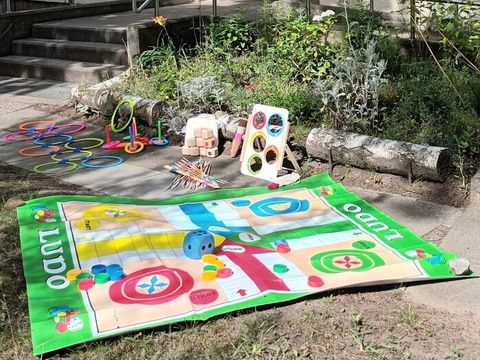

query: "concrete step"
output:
32 23 127 44
12 38 128 66
0 55 127 84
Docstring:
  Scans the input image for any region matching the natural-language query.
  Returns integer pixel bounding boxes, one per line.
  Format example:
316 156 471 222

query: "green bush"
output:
381 61 480 158
268 15 336 81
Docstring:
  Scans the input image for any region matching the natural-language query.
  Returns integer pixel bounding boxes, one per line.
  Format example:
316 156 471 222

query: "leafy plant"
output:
268 15 336 81
425 1 480 68
313 41 388 132
177 75 226 112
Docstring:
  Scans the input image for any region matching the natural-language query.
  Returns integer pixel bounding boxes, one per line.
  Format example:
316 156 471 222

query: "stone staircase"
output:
0 21 129 84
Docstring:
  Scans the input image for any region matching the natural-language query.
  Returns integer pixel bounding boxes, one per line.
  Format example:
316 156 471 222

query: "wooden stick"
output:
164 165 220 189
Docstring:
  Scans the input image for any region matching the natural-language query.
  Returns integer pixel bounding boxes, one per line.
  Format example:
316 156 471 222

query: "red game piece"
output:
217 268 233 278
276 243 291 253
307 275 324 288
78 278 94 291
268 183 279 190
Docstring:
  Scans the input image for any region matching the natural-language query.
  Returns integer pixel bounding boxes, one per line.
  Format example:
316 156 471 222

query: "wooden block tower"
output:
182 127 218 158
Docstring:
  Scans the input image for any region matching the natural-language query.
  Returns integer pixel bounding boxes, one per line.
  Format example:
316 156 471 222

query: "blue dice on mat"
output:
183 230 215 259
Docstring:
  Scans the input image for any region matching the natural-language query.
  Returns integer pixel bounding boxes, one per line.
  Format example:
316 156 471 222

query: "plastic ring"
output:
33 161 78 175
110 98 134 133
51 149 93 162
18 120 56 131
3 130 42 142
81 155 124 168
149 137 169 146
33 133 73 146
124 141 144 154
18 145 61 157
47 122 86 135
64 137 104 150
101 140 122 150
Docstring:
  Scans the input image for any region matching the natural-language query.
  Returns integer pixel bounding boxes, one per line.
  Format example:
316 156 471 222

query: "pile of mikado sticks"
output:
164 158 227 190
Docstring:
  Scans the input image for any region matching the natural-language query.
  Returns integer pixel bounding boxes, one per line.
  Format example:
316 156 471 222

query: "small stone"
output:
4 197 25 209
448 258 472 276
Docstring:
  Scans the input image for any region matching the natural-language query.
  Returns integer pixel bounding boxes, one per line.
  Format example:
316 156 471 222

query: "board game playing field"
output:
17 173 470 355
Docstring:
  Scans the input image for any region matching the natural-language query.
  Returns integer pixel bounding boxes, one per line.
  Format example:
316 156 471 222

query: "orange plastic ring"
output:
124 141 144 154
18 145 61 157
19 120 56 131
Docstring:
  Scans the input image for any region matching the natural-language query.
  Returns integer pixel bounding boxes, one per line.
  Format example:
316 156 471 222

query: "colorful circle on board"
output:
231 199 251 207
189 289 219 305
252 111 267 130
266 113 284 137
109 265 194 305
74 218 101 231
247 154 263 175
310 249 385 274
250 131 267 153
352 240 376 250
249 197 309 217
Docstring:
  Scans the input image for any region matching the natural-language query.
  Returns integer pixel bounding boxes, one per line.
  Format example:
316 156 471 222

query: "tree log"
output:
306 128 451 182
71 77 164 126
118 95 164 126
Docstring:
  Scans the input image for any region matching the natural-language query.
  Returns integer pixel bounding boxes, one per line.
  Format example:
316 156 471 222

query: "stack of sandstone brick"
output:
182 127 218 157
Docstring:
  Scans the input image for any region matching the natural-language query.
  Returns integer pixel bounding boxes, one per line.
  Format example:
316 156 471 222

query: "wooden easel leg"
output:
285 144 302 174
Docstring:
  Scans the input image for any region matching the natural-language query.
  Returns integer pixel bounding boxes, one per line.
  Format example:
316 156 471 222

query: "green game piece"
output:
273 264 288 273
76 272 92 280
203 265 217 272
94 273 110 284
352 240 376 249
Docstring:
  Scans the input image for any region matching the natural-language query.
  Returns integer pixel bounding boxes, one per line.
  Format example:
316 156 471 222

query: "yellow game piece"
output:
212 259 224 269
202 270 217 281
66 269 82 281
202 254 217 264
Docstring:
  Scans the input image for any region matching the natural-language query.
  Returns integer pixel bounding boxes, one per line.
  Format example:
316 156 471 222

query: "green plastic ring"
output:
110 98 135 133
76 272 92 280
33 161 78 175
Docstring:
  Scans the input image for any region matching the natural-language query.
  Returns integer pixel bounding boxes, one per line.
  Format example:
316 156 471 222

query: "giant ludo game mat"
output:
17 173 471 354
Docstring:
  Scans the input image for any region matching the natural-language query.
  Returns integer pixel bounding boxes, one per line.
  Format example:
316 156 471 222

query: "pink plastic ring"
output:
3 130 42 142
47 122 86 135
101 140 121 150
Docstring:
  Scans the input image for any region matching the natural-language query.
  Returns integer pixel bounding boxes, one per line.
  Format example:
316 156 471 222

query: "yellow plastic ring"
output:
64 137 104 150
124 141 144 154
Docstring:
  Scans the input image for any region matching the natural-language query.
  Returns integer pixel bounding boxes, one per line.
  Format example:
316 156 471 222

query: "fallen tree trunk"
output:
306 128 451 182
71 77 163 126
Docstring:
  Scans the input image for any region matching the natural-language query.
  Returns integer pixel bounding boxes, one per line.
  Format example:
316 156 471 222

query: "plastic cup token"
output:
202 270 217 281
66 269 82 281
273 264 288 273
76 272 92 280
217 268 233 278
203 265 217 272
307 275 324 288
106 264 123 273
202 254 217 264
109 270 125 281
91 264 107 275
78 278 95 291
212 259 224 269
94 273 110 284
276 244 291 253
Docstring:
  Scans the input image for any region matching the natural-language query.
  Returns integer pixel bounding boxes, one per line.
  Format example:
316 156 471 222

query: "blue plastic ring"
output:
33 133 73 146
81 155 124 168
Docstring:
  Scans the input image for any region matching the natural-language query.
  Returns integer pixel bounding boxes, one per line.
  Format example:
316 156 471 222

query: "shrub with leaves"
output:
177 76 225 112
268 15 336 81
313 41 387 133
425 1 480 67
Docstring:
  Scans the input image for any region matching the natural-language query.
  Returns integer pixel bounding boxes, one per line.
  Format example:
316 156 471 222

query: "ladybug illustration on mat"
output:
48 306 83 334
32 206 56 223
